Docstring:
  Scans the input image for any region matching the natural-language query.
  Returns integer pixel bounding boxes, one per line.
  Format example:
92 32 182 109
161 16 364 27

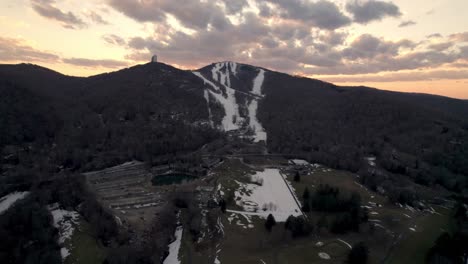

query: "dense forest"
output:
0 63 221 196
259 70 468 196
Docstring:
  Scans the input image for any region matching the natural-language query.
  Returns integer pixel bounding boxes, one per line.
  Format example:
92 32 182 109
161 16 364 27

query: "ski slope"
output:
193 70 241 131
193 62 267 142
248 69 267 142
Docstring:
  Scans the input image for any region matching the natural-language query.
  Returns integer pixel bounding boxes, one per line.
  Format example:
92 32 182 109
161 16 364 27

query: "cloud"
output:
88 11 109 25
30 0 87 29
427 33 443 39
428 42 453 52
103 34 127 46
322 69 468 83
0 37 60 62
0 37 128 70
346 0 402 24
224 0 248 14
449 32 468 42
108 0 231 31
303 49 461 75
342 34 415 60
62 58 129 68
398 20 416 28
107 0 166 23
264 0 352 30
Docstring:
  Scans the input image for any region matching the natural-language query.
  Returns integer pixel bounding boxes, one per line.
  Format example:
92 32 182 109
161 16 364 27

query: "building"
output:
151 55 158 63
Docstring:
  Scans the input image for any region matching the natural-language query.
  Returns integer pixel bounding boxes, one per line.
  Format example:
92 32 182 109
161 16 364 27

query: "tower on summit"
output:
151 55 158 63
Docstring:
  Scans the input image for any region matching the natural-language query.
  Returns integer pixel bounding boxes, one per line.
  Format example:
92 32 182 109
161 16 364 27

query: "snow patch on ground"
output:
217 216 225 235
164 226 183 264
365 157 376 167
337 238 352 249
48 204 80 260
204 90 214 127
290 159 309 166
0 191 30 215
214 244 222 264
231 169 302 222
318 252 331 260
217 183 224 196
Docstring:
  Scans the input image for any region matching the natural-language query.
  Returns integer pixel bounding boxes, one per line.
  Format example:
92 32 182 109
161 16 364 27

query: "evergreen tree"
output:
302 187 310 201
219 199 227 213
294 171 301 182
265 214 276 232
302 201 311 212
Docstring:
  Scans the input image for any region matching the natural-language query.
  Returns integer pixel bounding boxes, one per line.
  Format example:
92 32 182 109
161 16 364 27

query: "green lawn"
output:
65 219 107 264
386 207 455 264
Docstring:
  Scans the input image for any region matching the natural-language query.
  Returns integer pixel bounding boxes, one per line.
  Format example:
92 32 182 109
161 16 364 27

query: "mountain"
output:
1 61 468 195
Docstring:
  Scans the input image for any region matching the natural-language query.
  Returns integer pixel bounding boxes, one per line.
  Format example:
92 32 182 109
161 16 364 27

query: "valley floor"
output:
57 154 455 264
172 157 454 264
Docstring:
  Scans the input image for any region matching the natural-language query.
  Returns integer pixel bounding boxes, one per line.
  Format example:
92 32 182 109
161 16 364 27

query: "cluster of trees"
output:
0 172 135 264
0 196 61 264
284 215 313 237
426 202 468 264
303 185 368 233
263 214 312 238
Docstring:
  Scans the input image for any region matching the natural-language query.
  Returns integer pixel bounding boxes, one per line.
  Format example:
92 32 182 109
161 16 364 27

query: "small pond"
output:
151 173 197 186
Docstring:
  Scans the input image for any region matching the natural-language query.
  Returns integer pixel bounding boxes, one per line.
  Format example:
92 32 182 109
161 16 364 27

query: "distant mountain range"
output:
1 61 467 195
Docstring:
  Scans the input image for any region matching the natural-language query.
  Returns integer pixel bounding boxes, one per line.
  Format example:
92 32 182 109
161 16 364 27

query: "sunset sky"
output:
1 0 467 98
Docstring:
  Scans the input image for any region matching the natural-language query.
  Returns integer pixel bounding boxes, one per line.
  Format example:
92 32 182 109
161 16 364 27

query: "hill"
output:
1 61 467 196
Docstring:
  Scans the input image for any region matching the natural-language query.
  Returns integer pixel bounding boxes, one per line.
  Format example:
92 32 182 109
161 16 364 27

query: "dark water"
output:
151 173 196 186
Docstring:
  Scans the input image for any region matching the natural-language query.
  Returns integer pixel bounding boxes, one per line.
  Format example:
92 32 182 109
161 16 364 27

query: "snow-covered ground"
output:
290 159 309 166
204 90 214 127
194 62 267 142
48 204 80 260
248 69 267 142
337 238 352 249
193 71 241 131
164 226 183 264
365 157 376 167
0 191 30 215
232 168 302 222
318 252 331 260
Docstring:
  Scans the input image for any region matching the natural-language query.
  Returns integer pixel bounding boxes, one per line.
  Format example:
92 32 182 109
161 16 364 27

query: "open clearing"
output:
179 158 455 264
77 156 454 264
231 168 302 221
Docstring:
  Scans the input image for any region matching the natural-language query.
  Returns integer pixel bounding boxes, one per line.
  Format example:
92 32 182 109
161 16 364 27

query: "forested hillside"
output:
258 70 468 195
0 62 221 196
1 61 468 196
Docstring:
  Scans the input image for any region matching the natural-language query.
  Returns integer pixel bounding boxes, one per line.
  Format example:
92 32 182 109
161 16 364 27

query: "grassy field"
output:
175 158 455 264
65 219 107 264
386 207 455 264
